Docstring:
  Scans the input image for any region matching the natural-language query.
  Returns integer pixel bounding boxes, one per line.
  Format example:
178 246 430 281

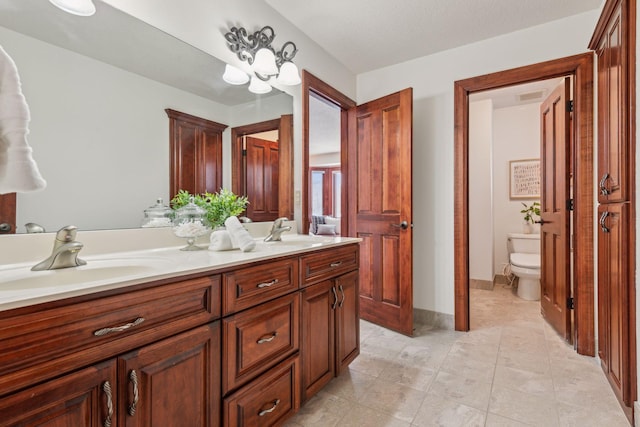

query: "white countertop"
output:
0 234 360 312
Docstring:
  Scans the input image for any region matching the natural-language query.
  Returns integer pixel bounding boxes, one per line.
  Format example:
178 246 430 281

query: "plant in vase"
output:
520 201 541 234
171 189 249 228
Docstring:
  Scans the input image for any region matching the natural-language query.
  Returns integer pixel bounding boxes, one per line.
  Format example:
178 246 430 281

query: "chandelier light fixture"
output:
48 0 96 16
223 25 301 94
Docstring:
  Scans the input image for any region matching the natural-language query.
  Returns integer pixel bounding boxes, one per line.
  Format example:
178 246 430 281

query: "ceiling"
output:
266 0 603 74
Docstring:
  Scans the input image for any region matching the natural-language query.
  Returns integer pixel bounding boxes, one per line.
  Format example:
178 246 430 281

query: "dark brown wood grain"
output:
0 193 16 234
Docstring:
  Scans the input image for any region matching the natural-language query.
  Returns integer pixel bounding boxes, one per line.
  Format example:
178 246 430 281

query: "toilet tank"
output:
507 233 540 254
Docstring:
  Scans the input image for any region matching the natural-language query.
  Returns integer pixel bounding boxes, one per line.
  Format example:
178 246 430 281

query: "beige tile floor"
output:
285 284 630 426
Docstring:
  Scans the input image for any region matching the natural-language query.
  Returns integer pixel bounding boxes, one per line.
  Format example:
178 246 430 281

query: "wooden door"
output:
335 271 359 374
166 109 227 199
350 88 413 336
0 360 116 427
598 202 631 404
301 280 335 401
0 193 16 234
245 136 280 222
539 80 572 341
119 322 221 427
596 2 628 203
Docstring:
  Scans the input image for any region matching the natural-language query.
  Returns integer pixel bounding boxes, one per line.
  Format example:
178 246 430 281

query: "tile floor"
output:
285 284 630 426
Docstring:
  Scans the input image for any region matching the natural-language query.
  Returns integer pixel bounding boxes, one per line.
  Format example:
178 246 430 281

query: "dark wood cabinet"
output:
0 361 117 427
590 0 636 416
118 323 221 427
300 250 359 402
166 109 227 198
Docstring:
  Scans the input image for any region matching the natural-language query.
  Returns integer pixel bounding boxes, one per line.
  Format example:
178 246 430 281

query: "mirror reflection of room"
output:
308 92 342 236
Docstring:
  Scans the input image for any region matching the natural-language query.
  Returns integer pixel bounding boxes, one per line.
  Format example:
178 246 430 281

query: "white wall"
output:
492 103 542 274
469 99 494 282
2 26 231 233
357 10 600 315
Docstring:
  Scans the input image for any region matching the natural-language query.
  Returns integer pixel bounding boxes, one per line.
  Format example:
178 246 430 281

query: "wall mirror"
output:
0 0 293 233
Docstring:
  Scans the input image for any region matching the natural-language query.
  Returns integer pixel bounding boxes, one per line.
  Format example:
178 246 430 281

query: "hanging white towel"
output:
208 229 236 251
0 45 46 194
225 216 256 252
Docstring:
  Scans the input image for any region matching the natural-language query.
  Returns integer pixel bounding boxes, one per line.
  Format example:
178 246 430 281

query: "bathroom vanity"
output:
0 232 360 427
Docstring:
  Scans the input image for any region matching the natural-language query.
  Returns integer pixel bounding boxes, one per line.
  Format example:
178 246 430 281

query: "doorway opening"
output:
454 53 595 356
467 77 574 333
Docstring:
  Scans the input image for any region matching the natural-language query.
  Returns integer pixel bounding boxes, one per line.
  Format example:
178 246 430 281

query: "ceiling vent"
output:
517 90 546 103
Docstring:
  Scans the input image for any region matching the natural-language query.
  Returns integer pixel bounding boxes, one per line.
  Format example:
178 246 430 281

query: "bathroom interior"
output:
0 0 636 425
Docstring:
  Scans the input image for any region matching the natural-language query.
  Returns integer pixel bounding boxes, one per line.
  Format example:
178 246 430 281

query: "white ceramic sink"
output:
0 257 171 289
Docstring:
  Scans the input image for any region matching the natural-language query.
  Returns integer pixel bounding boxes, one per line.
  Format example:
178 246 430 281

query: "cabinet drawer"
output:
223 258 298 315
223 355 300 427
223 293 299 394
300 245 359 286
0 275 220 396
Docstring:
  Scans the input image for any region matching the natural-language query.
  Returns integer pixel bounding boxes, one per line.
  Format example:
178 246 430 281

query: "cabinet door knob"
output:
102 381 114 427
257 279 279 288
257 332 278 344
599 211 610 233
128 370 139 416
0 223 11 233
331 286 339 310
258 399 280 417
599 173 610 195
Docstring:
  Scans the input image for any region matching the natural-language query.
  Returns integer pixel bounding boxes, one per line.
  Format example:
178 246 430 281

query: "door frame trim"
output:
453 52 595 356
302 71 356 235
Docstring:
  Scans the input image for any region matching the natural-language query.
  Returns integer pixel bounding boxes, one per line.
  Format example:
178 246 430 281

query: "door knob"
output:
534 219 547 225
391 221 409 230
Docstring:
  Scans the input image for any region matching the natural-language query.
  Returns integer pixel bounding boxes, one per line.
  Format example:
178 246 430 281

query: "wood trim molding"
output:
165 109 227 132
302 71 355 235
454 53 595 356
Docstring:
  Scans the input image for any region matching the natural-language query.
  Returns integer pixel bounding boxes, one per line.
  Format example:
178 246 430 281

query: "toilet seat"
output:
510 253 540 269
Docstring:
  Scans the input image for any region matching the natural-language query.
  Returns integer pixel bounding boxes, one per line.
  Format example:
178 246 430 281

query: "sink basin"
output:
253 235 338 252
0 257 171 290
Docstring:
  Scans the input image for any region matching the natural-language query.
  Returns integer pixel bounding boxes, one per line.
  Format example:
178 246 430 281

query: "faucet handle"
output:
56 225 79 242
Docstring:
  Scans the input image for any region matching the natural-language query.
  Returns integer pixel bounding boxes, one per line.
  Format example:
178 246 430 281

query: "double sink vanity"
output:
0 225 360 426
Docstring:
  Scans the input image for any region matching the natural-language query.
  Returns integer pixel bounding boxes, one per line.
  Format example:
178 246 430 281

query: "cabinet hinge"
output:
567 100 574 112
566 199 574 211
567 297 575 310
242 149 247 156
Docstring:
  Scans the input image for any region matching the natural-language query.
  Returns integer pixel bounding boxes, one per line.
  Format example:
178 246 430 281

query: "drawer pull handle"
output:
257 332 278 344
330 261 342 268
258 399 280 417
128 370 139 416
599 173 610 195
94 317 145 336
338 285 345 308
102 381 114 427
257 279 279 288
331 286 339 310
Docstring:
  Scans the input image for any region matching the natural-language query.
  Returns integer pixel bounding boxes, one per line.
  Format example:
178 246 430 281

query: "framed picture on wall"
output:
509 159 540 199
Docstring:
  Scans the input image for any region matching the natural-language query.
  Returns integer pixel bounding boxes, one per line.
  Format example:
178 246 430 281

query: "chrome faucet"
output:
32 225 87 271
264 217 292 242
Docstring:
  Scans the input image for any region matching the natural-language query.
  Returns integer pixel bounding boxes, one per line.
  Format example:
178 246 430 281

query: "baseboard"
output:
413 308 454 330
470 278 494 290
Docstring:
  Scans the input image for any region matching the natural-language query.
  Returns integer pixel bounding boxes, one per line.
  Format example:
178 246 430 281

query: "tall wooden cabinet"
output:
589 0 636 416
166 109 227 199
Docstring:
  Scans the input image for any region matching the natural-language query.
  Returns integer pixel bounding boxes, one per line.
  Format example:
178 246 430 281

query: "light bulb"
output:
248 76 272 94
222 64 249 85
276 61 301 86
252 48 278 76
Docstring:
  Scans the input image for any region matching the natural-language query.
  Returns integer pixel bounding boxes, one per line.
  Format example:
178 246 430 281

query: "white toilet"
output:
507 233 541 301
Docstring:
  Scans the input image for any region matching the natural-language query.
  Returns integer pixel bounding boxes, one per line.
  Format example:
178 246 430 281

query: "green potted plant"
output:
520 201 541 233
171 189 249 228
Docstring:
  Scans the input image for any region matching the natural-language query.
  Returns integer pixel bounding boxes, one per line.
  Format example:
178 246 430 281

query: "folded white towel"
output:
225 216 256 252
0 45 46 194
208 229 236 251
